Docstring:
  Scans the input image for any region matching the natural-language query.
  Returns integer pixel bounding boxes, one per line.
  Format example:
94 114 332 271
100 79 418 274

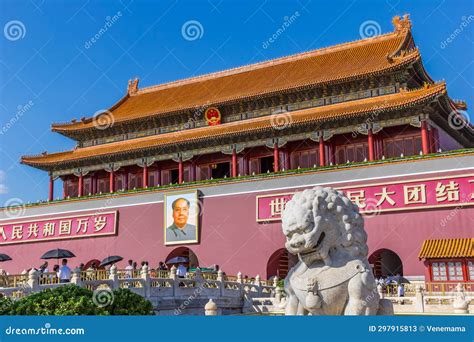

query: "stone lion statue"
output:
281 186 393 315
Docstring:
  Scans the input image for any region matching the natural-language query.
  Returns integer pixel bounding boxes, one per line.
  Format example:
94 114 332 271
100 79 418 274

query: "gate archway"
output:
369 248 403 278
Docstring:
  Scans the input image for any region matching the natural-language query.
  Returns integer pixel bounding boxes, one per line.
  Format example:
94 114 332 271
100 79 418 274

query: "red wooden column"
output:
421 120 430 155
109 171 114 193
273 143 279 172
78 174 83 197
462 260 469 282
367 128 375 161
178 158 184 184
91 174 96 195
319 138 326 166
190 161 196 182
231 148 237 177
157 167 162 186
142 164 148 188
62 179 67 199
48 176 54 201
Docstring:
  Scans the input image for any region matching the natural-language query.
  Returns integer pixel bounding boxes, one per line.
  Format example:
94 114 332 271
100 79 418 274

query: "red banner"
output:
0 211 117 245
256 175 474 222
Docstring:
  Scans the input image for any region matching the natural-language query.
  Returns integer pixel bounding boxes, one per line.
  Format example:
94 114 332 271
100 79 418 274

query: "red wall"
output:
1 171 472 278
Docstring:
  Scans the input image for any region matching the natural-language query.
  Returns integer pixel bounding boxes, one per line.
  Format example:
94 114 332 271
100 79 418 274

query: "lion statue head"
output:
282 186 368 266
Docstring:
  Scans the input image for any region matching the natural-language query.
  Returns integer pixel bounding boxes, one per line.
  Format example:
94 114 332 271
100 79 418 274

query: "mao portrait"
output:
164 191 199 245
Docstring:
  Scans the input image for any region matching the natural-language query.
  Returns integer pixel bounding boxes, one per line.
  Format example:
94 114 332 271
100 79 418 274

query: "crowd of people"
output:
375 274 406 297
0 259 225 285
33 259 189 282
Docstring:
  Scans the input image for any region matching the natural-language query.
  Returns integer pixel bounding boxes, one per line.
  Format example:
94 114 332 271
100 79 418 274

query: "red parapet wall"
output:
0 169 472 278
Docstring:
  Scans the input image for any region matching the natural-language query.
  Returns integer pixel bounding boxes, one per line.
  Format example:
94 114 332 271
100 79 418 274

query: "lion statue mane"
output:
281 186 393 315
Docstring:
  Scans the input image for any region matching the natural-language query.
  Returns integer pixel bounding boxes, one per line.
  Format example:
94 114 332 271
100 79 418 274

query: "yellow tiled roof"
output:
52 17 416 132
418 238 474 259
22 83 446 167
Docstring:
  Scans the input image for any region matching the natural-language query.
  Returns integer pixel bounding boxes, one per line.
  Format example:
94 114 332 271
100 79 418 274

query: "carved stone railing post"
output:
71 267 82 287
205 298 218 316
237 272 243 284
27 269 39 293
414 285 425 313
272 276 279 288
109 264 119 290
237 272 243 296
170 265 177 296
255 274 261 296
216 269 224 296
275 286 283 305
141 264 150 298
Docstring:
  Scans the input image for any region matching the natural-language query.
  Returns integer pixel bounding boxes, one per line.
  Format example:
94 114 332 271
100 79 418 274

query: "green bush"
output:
106 288 154 315
6 285 108 315
0 295 14 315
3 285 154 316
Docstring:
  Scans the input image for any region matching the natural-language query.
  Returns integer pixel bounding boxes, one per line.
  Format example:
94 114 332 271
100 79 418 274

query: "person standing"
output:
125 259 133 278
176 263 187 278
39 261 49 274
58 259 71 283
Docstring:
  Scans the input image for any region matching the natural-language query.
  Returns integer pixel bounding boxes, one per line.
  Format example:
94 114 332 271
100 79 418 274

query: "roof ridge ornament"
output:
392 14 411 34
127 78 139 96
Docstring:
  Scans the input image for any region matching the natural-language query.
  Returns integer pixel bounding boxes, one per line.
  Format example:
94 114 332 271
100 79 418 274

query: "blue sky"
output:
0 0 473 204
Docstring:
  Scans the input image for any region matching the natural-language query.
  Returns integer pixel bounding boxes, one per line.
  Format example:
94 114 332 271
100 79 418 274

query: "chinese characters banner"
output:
256 175 473 222
0 211 117 245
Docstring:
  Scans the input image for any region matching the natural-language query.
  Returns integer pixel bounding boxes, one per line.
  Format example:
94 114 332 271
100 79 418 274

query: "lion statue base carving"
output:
281 186 393 315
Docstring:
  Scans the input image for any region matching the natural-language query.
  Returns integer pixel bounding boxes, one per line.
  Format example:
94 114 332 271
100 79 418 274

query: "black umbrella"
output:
385 275 410 284
166 256 188 264
41 249 75 260
99 256 123 267
0 254 12 262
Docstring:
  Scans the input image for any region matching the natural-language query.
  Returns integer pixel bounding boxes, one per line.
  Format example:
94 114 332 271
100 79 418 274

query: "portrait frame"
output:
163 190 199 245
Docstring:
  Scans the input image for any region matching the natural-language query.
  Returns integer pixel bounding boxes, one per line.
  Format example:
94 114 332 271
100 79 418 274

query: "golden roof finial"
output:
127 78 139 96
392 14 412 34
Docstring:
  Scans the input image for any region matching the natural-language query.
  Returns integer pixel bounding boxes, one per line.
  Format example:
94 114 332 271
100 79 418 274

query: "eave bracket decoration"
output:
221 143 246 155
264 137 288 149
104 163 121 173
356 123 383 135
72 168 89 177
409 114 429 128
172 152 193 163
310 130 334 142
137 158 155 168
